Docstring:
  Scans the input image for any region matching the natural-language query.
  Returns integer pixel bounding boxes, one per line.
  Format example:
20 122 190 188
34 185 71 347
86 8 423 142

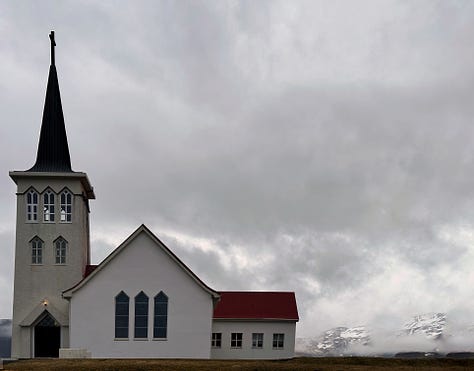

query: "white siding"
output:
211 320 296 359
69 231 214 358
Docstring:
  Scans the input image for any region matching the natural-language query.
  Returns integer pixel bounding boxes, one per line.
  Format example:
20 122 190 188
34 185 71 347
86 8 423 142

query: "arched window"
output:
115 292 129 339
154 291 168 339
60 190 72 222
26 190 38 222
134 291 149 339
54 237 67 264
43 190 55 222
31 237 43 264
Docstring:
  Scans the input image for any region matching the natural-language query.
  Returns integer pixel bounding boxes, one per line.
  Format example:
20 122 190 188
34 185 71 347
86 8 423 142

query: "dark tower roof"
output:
28 31 72 172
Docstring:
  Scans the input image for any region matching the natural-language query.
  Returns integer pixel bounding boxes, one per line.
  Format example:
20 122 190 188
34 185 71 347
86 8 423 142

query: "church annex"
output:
9 32 298 359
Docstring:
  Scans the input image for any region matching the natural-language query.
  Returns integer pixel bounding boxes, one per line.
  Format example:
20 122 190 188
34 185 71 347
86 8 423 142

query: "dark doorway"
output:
34 312 60 358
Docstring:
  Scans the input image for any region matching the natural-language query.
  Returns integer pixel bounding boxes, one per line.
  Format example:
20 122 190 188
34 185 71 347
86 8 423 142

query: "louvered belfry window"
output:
60 190 72 222
43 190 55 222
27 190 38 221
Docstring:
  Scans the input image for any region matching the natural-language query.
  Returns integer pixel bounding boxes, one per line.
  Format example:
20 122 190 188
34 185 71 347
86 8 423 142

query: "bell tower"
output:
9 31 95 358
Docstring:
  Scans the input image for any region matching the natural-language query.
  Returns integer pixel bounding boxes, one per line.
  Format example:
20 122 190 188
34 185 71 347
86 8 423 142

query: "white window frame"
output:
252 333 264 349
55 237 67 264
272 333 285 349
115 291 130 339
43 190 55 222
31 237 43 264
26 189 38 222
211 333 222 348
231 332 243 349
134 291 149 339
60 190 72 223
153 291 168 339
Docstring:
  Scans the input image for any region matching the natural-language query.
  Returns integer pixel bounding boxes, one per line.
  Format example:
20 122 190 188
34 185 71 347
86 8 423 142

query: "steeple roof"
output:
28 31 72 172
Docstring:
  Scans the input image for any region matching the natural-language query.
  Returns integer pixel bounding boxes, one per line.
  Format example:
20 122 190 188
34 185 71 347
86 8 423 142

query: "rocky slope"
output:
296 313 453 356
401 313 446 340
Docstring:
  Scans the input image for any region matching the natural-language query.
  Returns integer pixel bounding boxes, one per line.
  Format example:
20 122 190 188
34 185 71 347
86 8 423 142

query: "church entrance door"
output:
34 312 60 357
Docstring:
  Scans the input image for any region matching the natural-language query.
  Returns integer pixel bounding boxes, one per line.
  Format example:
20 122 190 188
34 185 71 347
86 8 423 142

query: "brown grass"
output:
4 357 474 371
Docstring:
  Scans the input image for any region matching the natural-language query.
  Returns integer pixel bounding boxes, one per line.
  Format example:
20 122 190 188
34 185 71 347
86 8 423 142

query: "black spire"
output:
28 31 72 172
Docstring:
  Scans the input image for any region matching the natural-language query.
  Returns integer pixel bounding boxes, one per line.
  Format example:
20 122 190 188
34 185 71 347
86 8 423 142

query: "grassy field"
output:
4 357 474 371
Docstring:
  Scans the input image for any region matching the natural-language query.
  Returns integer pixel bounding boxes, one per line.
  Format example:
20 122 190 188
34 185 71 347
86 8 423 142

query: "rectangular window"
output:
60 191 72 222
252 333 263 348
211 333 222 348
27 191 38 222
273 333 284 349
43 191 55 222
231 332 243 348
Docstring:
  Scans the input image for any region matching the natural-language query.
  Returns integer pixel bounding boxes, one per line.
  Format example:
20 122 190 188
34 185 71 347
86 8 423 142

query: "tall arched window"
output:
134 291 149 339
54 237 67 264
43 190 55 222
60 190 72 222
26 190 38 222
31 237 43 264
154 291 168 339
115 291 129 339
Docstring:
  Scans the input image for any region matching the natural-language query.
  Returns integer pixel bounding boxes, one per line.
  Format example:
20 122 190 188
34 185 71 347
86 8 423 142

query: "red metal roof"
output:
213 291 299 321
84 264 98 278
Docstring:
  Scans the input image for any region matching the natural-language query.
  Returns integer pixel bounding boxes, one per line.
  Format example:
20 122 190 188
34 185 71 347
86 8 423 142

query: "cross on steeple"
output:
49 31 56 66
28 31 72 172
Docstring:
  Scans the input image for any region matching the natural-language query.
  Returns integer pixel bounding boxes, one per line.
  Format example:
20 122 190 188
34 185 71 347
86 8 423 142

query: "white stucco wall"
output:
10 173 92 358
211 321 296 359
69 231 215 358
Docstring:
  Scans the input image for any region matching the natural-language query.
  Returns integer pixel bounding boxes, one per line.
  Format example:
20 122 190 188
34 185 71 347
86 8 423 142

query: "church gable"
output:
65 224 218 358
63 224 219 299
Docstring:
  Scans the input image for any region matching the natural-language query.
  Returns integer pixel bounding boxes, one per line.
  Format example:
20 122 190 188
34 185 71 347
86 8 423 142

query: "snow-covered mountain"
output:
297 326 370 356
401 313 446 340
296 312 455 356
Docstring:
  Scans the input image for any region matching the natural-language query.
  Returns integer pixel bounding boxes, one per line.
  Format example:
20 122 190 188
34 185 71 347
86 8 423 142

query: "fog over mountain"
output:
2 1 474 348
297 313 474 356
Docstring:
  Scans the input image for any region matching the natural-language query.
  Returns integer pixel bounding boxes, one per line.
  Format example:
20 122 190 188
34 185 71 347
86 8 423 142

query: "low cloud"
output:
2 0 474 350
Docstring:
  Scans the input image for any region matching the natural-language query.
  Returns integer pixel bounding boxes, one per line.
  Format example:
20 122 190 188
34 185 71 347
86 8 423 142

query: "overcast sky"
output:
2 0 474 341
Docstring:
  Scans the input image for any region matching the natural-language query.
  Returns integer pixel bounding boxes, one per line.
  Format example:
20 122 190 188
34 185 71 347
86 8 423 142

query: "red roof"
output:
84 264 98 278
213 291 299 321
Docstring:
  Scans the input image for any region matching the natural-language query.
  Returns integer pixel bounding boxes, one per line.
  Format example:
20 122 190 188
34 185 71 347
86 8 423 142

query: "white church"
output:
8 32 299 359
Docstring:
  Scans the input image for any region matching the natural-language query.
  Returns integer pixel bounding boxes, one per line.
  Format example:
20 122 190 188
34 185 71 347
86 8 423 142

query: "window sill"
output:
231 347 243 349
211 346 221 349
31 264 43 266
59 221 72 224
54 264 67 266
43 221 56 224
252 347 263 349
114 338 129 341
26 221 38 224
133 338 148 341
152 338 168 341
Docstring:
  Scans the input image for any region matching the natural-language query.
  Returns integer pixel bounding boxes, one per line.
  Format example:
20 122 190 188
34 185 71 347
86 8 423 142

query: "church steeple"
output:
10 31 94 358
28 31 72 172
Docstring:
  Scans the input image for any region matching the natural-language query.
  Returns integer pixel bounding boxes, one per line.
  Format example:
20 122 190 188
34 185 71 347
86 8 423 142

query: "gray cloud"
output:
2 1 474 341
